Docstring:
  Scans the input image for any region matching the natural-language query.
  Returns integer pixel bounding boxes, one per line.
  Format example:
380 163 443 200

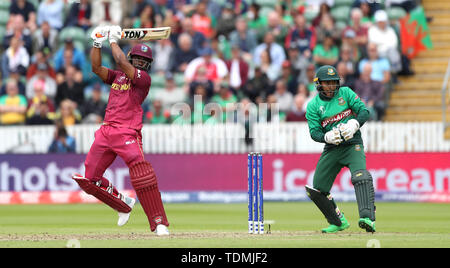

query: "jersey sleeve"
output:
344 87 370 126
105 69 119 85
306 100 326 143
131 68 151 89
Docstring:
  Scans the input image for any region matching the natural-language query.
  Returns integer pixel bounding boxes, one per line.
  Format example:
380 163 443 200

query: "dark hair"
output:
57 126 68 138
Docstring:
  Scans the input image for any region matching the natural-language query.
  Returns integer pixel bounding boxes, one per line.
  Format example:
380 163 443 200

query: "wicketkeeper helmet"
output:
314 65 341 99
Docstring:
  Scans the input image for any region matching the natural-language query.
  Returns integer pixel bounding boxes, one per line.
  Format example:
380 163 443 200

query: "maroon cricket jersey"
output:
103 68 151 130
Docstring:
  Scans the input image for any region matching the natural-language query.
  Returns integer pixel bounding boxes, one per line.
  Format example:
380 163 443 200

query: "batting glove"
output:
324 127 343 145
339 119 360 141
91 26 109 48
109 25 122 44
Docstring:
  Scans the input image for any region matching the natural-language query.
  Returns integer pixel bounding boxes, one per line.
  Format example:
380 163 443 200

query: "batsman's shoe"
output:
117 196 136 227
321 214 350 234
155 224 170 236
358 218 376 233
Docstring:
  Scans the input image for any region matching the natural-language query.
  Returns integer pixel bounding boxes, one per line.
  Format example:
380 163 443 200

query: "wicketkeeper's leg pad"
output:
305 185 342 227
351 170 376 221
129 161 169 231
72 174 132 213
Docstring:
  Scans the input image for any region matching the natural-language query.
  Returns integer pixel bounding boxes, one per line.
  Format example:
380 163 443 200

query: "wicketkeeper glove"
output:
91 26 109 48
109 25 122 44
338 119 360 141
324 127 343 145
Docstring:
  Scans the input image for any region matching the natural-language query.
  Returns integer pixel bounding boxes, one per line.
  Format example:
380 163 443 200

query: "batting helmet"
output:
127 44 153 72
314 65 341 99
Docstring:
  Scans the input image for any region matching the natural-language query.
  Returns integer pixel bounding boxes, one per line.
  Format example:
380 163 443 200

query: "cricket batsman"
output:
305 65 376 233
72 25 169 235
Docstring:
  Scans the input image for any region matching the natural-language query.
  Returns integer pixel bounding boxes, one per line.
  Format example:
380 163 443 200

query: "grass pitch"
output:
0 202 449 248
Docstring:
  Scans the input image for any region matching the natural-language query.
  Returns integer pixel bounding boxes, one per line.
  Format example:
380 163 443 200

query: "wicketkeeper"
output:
72 25 170 235
305 65 376 233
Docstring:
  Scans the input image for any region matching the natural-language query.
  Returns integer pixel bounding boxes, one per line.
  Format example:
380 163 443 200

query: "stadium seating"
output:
385 0 450 122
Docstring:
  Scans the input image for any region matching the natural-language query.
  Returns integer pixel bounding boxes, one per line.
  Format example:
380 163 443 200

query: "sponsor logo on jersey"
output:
321 109 353 128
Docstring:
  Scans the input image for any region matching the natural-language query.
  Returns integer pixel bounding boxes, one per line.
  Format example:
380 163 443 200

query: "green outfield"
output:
0 202 449 248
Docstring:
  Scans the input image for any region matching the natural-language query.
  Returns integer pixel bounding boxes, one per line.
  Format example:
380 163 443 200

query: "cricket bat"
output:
121 27 171 41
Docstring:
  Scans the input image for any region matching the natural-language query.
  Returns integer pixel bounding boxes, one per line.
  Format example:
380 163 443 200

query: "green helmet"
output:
314 65 340 99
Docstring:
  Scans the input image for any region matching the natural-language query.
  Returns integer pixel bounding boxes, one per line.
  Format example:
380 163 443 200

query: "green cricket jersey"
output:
306 86 370 150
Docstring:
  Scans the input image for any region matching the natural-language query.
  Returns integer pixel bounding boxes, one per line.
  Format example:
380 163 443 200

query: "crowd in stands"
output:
0 0 421 135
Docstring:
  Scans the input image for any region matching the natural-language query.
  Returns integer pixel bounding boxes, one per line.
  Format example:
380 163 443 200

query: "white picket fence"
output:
0 122 449 154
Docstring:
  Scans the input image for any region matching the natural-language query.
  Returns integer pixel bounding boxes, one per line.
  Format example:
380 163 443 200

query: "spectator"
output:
3 14 33 55
260 11 288 46
314 13 341 44
133 3 158 29
353 63 386 120
243 67 271 103
301 63 317 95
170 33 198 73
184 46 229 89
189 82 209 124
26 99 54 125
337 44 358 80
285 13 316 60
1 36 30 77
385 0 417 13
286 93 307 122
225 45 249 96
273 79 294 114
54 99 81 127
53 37 86 73
26 80 56 119
0 79 28 125
278 60 298 95
80 83 107 123
9 0 37 32
274 2 293 26
37 0 64 30
188 66 215 100
145 99 171 124
211 82 238 122
368 9 402 73
313 32 339 68
191 1 215 39
287 43 311 87
353 0 379 27
26 63 57 100
32 21 58 56
336 61 356 89
180 17 207 56
216 3 236 38
311 2 331 28
90 0 122 26
253 32 286 69
228 17 258 62
246 3 267 42
342 8 369 56
266 94 285 122
55 65 85 108
152 39 174 75
257 47 281 83
48 123 76 153
65 0 92 30
153 73 187 111
26 50 57 80
340 29 361 64
358 43 391 85
0 71 26 96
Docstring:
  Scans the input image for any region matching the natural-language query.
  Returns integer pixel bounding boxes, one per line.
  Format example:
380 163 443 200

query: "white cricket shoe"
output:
155 224 170 236
117 196 136 227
